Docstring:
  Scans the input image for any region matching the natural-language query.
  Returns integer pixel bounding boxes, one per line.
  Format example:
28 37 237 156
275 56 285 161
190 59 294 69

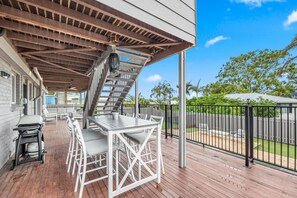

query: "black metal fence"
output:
122 104 297 172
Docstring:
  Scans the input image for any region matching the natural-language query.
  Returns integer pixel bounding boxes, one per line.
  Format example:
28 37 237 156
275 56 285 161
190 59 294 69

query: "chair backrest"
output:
137 113 147 120
72 120 86 153
42 108 49 116
66 116 74 135
149 115 164 128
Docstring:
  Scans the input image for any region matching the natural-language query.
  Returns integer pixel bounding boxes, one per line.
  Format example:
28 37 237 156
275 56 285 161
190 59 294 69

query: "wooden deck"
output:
1 120 297 198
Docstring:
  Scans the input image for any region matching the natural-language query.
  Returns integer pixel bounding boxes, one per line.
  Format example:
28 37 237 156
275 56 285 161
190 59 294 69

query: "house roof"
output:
225 93 297 104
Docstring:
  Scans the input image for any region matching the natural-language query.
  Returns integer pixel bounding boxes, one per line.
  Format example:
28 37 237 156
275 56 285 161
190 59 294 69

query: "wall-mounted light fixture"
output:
0 71 10 79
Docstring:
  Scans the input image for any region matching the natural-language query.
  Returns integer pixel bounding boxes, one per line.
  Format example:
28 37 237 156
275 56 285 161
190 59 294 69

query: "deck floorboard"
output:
0 120 297 198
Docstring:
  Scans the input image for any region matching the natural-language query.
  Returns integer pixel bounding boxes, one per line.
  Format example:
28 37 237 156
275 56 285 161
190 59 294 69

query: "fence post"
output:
138 103 141 114
170 105 173 138
245 105 249 167
165 105 168 139
249 105 254 163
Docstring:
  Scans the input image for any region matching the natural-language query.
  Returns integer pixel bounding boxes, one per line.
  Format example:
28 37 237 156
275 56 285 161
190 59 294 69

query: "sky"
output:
131 0 297 99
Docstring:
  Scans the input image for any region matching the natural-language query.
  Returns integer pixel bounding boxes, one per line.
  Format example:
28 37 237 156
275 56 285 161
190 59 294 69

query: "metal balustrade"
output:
122 104 297 173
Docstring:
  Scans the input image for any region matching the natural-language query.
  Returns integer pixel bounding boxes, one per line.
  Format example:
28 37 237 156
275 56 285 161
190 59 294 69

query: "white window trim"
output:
11 73 16 104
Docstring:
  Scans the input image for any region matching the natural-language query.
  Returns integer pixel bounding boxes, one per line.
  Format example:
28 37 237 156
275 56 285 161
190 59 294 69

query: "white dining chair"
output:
65 116 106 174
72 120 120 198
125 115 165 174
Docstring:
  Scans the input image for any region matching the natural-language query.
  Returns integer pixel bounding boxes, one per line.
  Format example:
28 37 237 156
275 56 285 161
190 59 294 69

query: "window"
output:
11 73 16 104
29 83 33 100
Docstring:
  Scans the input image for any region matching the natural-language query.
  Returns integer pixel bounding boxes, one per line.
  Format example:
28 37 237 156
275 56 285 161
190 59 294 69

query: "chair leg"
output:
78 154 86 198
160 146 165 174
147 143 153 165
72 141 79 175
67 137 75 173
66 140 71 165
115 150 119 190
75 149 83 192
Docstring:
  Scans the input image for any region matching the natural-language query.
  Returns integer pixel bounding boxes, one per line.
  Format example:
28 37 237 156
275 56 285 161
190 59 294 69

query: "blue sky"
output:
133 0 297 98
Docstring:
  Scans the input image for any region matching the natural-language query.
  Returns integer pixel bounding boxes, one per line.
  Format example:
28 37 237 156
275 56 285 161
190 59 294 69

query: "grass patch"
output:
254 138 297 159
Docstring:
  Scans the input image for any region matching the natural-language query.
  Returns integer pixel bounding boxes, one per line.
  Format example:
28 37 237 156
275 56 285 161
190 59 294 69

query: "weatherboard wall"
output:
97 0 197 45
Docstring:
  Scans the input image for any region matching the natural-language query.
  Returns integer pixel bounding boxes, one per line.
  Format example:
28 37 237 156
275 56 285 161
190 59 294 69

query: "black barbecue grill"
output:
11 115 46 170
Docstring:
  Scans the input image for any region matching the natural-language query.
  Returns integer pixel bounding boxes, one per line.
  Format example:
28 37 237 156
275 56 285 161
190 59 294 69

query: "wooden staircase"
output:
83 48 150 126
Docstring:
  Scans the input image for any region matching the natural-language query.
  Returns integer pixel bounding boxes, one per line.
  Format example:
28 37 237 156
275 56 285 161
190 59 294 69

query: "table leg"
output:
156 124 161 183
108 132 113 197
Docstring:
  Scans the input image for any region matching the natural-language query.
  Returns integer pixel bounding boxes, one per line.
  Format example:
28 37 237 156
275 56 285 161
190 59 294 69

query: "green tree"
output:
212 49 295 97
177 81 195 96
150 81 175 104
191 79 204 98
279 34 297 75
124 93 152 105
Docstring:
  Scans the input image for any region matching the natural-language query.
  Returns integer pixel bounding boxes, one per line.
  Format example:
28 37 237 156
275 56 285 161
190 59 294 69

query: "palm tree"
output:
278 34 297 75
177 81 194 96
151 81 175 104
191 79 204 98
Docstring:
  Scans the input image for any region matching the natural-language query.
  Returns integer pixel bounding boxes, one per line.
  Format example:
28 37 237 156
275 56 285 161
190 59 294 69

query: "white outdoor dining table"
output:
88 115 161 198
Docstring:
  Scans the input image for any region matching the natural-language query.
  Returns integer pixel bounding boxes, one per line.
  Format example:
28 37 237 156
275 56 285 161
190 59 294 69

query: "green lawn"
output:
254 138 297 158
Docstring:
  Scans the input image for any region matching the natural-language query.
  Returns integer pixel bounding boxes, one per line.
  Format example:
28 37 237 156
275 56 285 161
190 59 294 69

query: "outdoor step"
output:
101 90 127 94
120 61 143 68
116 49 148 60
117 70 138 75
100 96 125 98
106 77 134 82
104 84 129 88
98 101 118 103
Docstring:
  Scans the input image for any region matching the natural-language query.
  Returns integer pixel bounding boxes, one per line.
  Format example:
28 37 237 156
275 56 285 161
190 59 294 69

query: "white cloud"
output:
205 36 229 48
283 10 297 27
145 74 162 82
230 0 284 7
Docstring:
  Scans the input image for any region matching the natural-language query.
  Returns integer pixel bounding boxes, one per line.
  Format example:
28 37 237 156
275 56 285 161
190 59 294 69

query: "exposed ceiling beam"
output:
30 64 87 72
19 0 157 44
8 32 67 49
0 5 109 44
78 51 100 58
72 0 178 42
0 20 105 50
120 42 184 49
25 54 89 77
35 54 93 65
148 43 192 65
26 58 90 68
43 80 71 84
20 48 96 55
13 40 48 51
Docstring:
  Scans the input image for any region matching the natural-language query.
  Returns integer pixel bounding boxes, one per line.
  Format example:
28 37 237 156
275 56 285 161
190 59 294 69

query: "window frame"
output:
11 73 16 104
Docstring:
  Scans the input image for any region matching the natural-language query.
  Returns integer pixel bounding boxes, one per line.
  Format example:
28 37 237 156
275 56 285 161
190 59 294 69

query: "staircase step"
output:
102 90 127 94
117 70 138 75
104 84 129 88
106 77 134 82
120 61 143 68
100 96 125 99
116 49 148 60
98 101 118 103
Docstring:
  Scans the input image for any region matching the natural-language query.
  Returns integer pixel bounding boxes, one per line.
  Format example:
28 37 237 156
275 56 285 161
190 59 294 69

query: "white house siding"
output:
0 58 22 169
97 0 196 45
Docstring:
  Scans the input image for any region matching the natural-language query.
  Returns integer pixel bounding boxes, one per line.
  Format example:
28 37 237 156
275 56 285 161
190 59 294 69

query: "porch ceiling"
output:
0 0 193 91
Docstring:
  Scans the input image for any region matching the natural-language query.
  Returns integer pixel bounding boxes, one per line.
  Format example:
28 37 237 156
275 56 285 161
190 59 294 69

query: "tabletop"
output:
88 115 158 132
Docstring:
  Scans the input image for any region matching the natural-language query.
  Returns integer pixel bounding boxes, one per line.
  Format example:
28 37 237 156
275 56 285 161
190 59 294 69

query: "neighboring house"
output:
225 93 297 118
